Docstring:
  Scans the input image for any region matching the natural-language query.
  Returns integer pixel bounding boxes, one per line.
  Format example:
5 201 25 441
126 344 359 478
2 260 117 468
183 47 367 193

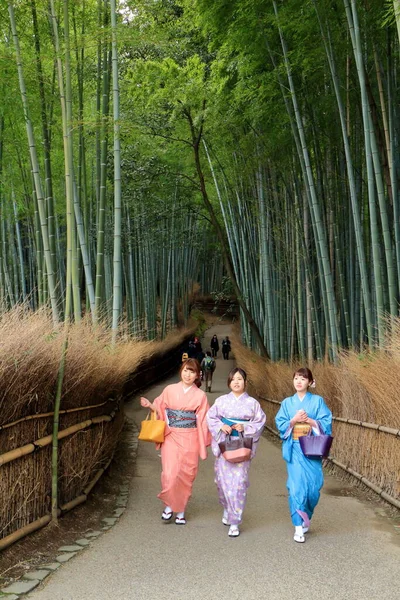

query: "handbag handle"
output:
227 431 244 441
144 410 157 421
306 420 322 436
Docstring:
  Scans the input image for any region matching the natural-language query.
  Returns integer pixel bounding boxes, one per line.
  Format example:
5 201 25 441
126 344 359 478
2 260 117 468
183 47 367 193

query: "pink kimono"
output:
153 383 210 512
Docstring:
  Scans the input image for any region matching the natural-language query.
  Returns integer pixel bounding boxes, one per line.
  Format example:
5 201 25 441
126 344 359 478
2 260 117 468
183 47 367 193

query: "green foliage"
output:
0 0 398 355
190 307 207 336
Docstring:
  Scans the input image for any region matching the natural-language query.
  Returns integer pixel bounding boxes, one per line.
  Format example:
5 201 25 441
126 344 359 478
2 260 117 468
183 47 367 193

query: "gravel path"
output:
27 323 400 600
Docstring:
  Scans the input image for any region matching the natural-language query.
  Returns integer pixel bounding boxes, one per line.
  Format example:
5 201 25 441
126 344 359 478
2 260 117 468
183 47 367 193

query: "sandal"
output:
175 516 186 525
222 510 230 526
161 509 173 521
294 533 305 543
228 525 240 537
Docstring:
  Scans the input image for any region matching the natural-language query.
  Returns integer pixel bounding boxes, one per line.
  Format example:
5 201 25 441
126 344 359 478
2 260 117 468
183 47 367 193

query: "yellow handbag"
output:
138 411 165 444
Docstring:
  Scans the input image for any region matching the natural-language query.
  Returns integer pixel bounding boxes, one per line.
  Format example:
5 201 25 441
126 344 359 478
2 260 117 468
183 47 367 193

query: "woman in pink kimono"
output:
207 367 266 537
140 359 210 525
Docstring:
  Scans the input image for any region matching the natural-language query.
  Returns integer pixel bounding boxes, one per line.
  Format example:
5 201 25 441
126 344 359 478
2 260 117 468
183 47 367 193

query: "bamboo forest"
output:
0 0 399 361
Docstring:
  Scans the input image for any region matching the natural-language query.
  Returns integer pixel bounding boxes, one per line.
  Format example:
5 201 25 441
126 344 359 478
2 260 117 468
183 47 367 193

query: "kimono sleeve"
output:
206 398 224 440
196 392 211 460
153 389 167 422
314 396 332 435
150 388 170 450
275 398 293 439
243 399 266 441
275 398 295 462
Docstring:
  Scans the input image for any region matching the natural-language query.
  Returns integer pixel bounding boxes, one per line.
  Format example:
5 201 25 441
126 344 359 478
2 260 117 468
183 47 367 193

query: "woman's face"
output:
230 372 245 395
181 366 197 386
293 374 310 394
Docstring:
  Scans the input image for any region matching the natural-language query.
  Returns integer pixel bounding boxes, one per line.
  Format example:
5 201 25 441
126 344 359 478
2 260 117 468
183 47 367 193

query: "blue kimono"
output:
275 392 332 527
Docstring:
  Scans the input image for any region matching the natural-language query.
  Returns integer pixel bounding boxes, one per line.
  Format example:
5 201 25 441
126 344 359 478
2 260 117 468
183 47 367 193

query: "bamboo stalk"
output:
7 3 59 323
52 331 69 520
110 0 122 344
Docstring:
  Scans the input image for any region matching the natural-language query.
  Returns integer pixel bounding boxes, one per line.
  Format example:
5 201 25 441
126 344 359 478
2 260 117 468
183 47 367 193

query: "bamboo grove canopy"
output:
0 0 400 360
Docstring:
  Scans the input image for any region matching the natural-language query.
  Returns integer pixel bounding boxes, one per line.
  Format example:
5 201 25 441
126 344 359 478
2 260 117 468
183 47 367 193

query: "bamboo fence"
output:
0 338 190 551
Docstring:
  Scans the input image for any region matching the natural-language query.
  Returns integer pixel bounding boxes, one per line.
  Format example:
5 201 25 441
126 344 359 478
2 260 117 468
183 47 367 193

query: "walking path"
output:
27 323 400 600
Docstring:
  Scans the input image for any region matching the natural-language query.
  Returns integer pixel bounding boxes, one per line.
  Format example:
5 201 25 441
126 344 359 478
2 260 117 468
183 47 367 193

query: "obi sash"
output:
166 409 197 429
292 423 311 440
221 417 249 437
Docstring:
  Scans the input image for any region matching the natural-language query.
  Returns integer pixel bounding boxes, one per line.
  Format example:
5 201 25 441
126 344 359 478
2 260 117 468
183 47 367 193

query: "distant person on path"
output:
187 338 197 358
275 367 332 543
197 347 205 366
207 367 266 537
194 336 202 355
201 351 216 393
210 334 219 358
222 336 231 360
140 359 210 525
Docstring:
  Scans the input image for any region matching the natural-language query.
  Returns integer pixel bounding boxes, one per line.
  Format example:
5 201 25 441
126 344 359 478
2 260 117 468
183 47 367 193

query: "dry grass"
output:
0 307 195 542
0 307 195 426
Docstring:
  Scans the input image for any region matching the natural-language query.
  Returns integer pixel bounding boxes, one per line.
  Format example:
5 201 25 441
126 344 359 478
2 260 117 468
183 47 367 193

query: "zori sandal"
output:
228 525 240 537
161 509 173 521
175 516 186 525
294 525 305 542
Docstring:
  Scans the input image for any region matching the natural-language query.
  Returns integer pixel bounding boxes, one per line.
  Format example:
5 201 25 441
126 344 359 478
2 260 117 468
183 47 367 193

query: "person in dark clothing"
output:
188 338 197 358
194 337 202 355
222 336 231 360
197 348 205 379
210 335 219 358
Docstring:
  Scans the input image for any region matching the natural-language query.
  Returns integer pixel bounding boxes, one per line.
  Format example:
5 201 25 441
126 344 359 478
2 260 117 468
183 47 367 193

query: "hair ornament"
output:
309 379 316 389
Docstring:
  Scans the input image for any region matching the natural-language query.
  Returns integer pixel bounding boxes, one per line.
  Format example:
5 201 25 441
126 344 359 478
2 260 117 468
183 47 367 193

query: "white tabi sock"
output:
176 511 185 519
295 525 303 536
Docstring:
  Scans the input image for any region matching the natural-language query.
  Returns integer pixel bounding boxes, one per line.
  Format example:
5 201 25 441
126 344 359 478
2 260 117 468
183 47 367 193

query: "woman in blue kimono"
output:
275 368 332 543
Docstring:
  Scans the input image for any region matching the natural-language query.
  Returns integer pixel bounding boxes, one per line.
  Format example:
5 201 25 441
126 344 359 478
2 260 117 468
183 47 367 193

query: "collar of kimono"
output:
295 391 311 402
181 383 194 394
229 391 249 401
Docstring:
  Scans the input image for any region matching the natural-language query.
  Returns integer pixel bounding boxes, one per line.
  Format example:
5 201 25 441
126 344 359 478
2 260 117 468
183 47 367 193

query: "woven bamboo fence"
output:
0 335 191 551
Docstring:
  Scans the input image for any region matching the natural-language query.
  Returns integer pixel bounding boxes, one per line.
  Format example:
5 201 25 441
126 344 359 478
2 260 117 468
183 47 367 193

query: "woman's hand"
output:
140 397 155 411
221 424 232 434
291 409 308 426
305 417 317 428
231 423 244 432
